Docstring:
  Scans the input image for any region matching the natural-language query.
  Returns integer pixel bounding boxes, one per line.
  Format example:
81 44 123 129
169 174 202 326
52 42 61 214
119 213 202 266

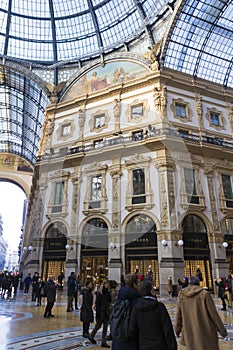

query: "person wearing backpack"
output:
111 273 141 350
129 279 177 350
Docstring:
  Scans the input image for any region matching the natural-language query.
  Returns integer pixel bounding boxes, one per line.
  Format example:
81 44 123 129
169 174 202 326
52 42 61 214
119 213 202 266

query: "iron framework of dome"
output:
163 0 233 88
0 0 174 65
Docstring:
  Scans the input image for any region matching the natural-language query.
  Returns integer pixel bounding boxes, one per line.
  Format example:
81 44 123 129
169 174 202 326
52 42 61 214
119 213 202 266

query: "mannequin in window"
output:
196 266 203 282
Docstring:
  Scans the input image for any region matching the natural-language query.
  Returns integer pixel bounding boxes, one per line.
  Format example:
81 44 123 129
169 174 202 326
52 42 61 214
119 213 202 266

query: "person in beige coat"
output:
174 276 227 350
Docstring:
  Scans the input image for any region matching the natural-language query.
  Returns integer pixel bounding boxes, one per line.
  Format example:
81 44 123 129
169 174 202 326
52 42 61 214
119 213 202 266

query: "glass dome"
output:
164 0 233 88
0 0 174 65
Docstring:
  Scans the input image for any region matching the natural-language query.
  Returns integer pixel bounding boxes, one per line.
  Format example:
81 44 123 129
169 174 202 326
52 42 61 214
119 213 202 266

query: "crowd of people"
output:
0 270 21 299
0 269 231 349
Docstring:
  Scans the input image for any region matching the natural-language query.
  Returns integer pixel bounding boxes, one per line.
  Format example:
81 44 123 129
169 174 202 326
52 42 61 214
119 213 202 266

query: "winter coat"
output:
67 275 76 296
129 296 177 350
95 286 111 322
44 279 56 303
112 286 141 350
174 285 227 350
215 280 225 299
80 287 94 323
167 278 173 293
35 280 45 297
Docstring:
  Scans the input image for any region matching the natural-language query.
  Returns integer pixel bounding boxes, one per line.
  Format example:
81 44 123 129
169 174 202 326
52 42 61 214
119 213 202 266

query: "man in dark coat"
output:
112 273 141 350
89 280 112 348
80 280 94 338
43 275 57 318
129 279 177 350
214 277 227 310
66 272 76 312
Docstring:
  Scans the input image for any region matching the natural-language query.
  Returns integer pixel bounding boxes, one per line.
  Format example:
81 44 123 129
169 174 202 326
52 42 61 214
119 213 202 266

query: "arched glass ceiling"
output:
0 0 175 65
0 69 49 165
164 0 233 88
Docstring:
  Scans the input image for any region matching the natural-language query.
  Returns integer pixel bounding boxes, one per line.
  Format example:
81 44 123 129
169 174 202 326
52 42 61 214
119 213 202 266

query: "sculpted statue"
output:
143 41 162 71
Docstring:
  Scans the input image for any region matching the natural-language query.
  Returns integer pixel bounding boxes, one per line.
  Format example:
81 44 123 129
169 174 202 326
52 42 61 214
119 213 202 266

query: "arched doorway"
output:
182 214 213 290
81 218 109 286
42 222 67 282
125 214 158 288
223 217 233 274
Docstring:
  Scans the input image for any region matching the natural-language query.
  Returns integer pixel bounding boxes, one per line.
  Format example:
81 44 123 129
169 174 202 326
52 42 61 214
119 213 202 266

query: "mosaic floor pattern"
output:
0 291 232 350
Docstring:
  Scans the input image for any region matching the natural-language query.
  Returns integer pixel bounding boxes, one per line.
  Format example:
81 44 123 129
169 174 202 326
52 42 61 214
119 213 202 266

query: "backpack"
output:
110 298 131 342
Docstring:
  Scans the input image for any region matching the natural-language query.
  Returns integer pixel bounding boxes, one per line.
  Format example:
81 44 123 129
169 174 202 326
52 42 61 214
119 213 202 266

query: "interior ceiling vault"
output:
0 0 233 166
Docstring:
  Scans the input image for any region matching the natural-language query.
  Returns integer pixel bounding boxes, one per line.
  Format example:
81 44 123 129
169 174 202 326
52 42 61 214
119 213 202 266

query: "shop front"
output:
182 214 213 290
81 218 108 285
125 214 158 288
42 222 67 282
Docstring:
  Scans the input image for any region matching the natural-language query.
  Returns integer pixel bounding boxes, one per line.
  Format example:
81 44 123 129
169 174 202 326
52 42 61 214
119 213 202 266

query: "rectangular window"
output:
132 130 143 141
131 104 143 119
210 112 220 126
95 115 105 128
89 175 102 209
61 123 71 136
132 168 146 204
184 168 199 204
52 181 64 212
176 103 186 118
222 174 233 208
94 139 104 149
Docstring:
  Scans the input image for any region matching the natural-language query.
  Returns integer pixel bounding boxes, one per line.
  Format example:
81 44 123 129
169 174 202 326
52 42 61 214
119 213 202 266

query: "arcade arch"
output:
182 214 213 290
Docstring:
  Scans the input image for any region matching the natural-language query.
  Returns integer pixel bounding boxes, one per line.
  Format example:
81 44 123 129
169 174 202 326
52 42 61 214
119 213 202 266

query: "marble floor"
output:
0 290 232 350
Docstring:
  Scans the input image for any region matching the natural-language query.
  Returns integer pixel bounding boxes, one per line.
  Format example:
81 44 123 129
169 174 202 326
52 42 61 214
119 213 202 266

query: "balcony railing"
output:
36 127 233 162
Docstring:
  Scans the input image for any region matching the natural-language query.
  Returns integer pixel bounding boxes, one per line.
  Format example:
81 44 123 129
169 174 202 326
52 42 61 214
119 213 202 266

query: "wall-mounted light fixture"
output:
175 239 184 247
23 246 35 253
109 242 116 251
65 244 73 251
161 239 168 248
222 241 228 248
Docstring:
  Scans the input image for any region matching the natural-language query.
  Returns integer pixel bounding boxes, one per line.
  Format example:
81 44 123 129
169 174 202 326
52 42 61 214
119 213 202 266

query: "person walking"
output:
214 277 227 310
57 271 65 291
225 275 232 308
66 272 76 312
175 276 227 350
31 272 39 302
112 273 141 350
35 276 44 306
89 280 112 348
23 273 32 294
80 280 94 338
43 275 57 318
167 276 173 300
129 279 177 350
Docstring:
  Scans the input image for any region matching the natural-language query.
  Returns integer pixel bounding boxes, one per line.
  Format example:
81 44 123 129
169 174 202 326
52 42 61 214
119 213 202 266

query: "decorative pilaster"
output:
153 86 167 120
195 95 203 128
71 173 80 237
156 155 176 229
204 165 220 231
114 98 121 133
110 169 122 229
78 108 85 141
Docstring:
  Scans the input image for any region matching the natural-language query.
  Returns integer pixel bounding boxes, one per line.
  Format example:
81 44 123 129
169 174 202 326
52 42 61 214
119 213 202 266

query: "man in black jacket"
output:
66 272 76 312
43 275 57 318
129 279 177 350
